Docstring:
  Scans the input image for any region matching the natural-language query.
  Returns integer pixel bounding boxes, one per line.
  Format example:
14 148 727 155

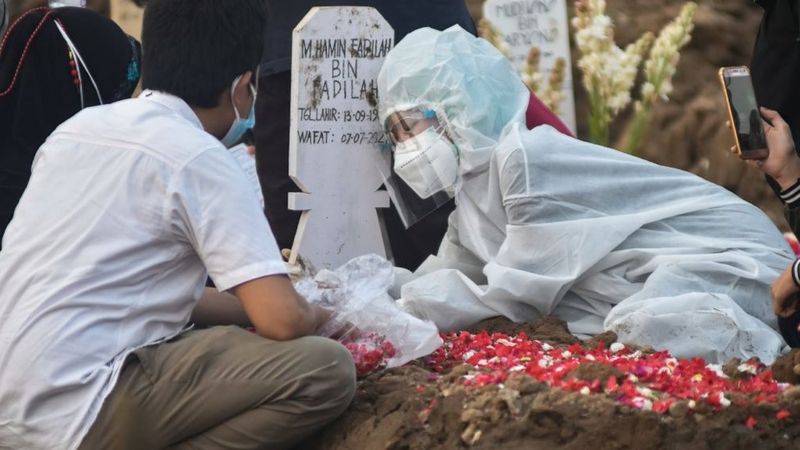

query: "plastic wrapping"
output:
294 255 442 375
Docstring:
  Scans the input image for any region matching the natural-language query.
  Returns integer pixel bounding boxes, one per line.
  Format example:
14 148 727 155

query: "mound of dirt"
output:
307 317 800 450
773 350 800 385
467 316 579 345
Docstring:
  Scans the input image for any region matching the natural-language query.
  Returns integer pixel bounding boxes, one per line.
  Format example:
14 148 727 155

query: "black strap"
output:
793 259 800 288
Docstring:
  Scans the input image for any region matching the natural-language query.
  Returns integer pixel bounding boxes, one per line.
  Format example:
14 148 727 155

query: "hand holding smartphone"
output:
719 66 769 160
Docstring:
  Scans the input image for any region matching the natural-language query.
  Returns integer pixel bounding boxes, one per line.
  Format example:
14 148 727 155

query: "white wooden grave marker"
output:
483 0 576 133
289 7 393 269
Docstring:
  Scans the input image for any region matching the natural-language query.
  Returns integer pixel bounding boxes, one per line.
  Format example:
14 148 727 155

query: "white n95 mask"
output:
393 127 459 199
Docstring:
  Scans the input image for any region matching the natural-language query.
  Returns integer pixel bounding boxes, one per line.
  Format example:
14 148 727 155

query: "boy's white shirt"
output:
228 143 264 208
0 90 286 450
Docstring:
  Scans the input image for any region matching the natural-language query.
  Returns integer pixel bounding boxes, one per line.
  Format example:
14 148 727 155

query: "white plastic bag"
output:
294 255 442 374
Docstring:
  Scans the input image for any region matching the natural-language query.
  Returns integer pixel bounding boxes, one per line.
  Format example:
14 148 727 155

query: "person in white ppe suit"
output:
378 25 795 365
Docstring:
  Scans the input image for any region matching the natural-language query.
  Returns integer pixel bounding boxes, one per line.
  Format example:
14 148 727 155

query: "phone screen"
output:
723 70 767 154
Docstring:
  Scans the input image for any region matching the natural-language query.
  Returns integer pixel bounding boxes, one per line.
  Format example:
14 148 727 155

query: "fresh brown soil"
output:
466 315 580 345
306 317 800 450
773 350 800 385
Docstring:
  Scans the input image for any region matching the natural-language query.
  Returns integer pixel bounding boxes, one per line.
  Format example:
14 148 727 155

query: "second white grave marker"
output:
483 0 576 133
289 7 393 270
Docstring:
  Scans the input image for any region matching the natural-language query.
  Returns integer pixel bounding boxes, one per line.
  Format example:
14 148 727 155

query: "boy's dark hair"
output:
140 0 267 108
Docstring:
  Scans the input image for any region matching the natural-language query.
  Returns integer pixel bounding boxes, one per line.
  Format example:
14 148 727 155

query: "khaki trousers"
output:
79 326 356 450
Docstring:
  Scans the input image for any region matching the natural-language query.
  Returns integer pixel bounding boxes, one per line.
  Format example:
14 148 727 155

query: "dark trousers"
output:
79 327 355 450
254 71 453 271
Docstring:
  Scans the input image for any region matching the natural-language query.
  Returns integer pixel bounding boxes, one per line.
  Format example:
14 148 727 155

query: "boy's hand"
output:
311 303 334 330
772 263 800 318
233 275 320 341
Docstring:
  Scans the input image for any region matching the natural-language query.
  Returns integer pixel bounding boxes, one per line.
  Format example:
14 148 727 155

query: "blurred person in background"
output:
752 0 800 149
729 106 800 347
0 6 140 249
747 0 800 346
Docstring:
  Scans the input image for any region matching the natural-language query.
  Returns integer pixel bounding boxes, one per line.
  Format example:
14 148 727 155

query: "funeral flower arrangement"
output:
479 0 697 153
572 0 697 152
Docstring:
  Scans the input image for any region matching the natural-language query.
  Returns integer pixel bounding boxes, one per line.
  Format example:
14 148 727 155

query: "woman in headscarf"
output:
0 6 141 249
381 26 795 365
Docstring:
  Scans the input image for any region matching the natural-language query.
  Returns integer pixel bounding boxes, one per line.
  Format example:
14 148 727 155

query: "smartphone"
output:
719 66 769 160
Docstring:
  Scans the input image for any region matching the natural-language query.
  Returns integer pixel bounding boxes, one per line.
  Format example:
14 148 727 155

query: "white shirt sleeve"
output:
166 148 287 291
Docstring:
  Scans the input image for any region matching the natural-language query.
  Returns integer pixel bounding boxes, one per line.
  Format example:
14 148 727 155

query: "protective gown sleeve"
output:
397 214 499 331
396 140 634 331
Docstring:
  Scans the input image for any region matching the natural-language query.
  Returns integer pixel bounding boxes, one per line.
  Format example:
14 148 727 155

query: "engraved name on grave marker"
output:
289 7 394 269
483 0 576 132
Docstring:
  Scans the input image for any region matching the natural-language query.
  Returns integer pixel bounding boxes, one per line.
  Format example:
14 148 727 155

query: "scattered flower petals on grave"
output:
777 410 792 421
745 416 758 429
425 331 789 414
737 359 761 376
343 333 397 377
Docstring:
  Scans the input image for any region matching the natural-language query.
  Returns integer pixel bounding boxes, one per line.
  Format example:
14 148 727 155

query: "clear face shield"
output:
377 106 460 229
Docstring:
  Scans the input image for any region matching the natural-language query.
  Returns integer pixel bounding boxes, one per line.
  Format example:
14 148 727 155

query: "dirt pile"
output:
467 315 579 345
773 350 800 385
308 317 800 450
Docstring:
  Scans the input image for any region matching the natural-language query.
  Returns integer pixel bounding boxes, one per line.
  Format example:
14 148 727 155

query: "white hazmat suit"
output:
378 26 795 364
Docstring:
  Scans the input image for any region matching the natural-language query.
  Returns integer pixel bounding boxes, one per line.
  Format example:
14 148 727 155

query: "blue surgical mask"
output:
220 75 257 147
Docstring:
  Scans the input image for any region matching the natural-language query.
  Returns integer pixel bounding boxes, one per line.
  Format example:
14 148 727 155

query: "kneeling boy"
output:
0 1 355 449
